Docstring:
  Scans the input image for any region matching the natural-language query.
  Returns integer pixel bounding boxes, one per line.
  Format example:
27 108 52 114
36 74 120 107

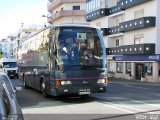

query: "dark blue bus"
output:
18 24 108 97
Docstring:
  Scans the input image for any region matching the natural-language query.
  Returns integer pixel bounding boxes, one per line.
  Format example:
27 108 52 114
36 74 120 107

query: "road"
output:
11 79 160 120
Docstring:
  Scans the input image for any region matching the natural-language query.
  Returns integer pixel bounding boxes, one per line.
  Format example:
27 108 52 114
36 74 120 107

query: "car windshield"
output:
54 27 103 68
3 62 17 68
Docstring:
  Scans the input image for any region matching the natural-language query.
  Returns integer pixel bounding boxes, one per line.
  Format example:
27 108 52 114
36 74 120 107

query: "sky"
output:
0 0 48 39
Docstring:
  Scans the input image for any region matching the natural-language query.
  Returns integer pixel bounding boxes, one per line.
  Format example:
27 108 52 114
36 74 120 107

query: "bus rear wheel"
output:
23 76 29 89
41 80 49 98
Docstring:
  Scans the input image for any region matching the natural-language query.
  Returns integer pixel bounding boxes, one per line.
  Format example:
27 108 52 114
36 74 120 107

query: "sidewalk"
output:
108 77 160 86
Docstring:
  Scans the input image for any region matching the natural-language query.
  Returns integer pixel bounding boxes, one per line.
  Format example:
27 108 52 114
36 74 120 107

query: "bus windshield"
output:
3 62 17 68
54 27 103 69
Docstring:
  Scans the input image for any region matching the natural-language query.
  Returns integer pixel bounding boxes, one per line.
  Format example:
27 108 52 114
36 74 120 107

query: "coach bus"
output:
18 24 108 97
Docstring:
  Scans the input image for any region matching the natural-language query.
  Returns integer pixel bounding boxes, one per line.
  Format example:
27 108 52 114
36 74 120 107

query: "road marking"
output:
101 102 134 113
129 99 160 108
103 101 144 112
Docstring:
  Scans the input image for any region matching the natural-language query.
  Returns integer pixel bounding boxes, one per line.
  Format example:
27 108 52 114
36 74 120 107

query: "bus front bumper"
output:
52 84 107 96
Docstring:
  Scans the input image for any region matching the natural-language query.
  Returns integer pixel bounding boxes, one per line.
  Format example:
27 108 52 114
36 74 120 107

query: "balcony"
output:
103 17 156 36
48 10 86 22
106 43 155 55
120 17 156 32
86 8 108 21
119 0 153 10
47 0 86 12
108 5 123 15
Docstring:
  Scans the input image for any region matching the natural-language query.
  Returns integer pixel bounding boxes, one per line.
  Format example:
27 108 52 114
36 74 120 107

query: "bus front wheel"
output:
41 80 49 98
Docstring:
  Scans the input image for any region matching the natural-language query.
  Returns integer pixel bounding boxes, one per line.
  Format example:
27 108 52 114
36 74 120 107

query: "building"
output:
0 39 14 58
86 0 160 83
47 0 88 25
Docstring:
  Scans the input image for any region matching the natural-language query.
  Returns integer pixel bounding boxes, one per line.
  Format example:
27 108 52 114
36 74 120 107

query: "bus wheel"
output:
23 77 29 89
41 80 49 98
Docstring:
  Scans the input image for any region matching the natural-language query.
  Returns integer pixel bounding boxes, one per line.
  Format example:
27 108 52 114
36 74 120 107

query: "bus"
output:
18 24 108 97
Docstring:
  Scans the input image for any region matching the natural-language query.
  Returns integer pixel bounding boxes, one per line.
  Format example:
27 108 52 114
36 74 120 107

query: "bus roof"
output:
51 24 98 29
24 24 99 40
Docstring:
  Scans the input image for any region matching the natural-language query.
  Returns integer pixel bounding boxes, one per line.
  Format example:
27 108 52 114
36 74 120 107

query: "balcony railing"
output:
106 44 155 55
103 17 156 36
48 10 86 22
86 8 107 21
119 0 153 10
108 5 122 15
47 0 86 12
120 17 156 32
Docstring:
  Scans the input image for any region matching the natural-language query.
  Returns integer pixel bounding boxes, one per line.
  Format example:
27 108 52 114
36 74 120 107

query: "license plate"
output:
79 89 91 95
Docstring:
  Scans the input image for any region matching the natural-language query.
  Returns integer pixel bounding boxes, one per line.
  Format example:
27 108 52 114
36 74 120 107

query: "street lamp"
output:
42 13 53 25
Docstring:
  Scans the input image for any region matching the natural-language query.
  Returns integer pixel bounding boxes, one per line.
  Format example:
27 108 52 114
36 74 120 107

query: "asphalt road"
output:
11 79 160 120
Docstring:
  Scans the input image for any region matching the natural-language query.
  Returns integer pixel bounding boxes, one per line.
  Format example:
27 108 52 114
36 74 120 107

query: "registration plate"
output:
79 89 91 95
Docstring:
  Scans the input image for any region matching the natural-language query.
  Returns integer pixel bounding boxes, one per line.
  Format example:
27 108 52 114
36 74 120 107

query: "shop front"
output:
108 54 160 83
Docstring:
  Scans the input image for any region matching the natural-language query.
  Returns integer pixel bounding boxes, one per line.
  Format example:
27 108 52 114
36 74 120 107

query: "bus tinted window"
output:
54 27 103 68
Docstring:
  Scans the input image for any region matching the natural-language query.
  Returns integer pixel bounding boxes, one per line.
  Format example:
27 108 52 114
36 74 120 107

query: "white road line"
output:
99 100 159 114
103 101 146 112
102 102 134 114
129 99 160 108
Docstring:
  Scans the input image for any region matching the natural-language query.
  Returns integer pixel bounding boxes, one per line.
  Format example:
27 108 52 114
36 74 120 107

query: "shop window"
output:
159 63 160 76
116 62 123 73
108 62 114 72
126 62 131 74
144 63 152 76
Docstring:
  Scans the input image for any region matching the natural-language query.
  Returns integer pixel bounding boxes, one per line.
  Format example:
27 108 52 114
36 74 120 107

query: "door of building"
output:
135 64 144 80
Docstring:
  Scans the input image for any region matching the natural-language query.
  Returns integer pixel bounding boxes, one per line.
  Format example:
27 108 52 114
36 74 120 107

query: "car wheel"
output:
41 80 49 98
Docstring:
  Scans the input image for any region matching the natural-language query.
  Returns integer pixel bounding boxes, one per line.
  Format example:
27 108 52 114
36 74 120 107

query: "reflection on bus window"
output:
53 27 103 68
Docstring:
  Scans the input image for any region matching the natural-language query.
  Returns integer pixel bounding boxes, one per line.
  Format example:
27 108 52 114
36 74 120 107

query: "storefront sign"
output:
113 54 160 61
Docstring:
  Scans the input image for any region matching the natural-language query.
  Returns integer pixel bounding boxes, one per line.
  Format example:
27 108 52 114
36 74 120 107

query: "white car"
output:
0 72 23 120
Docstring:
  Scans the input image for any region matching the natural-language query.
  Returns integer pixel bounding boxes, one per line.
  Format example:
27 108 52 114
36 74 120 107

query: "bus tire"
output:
23 76 29 89
41 80 49 98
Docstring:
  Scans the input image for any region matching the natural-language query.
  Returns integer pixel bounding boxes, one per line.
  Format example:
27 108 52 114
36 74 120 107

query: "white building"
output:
0 39 15 58
47 0 88 25
86 0 160 83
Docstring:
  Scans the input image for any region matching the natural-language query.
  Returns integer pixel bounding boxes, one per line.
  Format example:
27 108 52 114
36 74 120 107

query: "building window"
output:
73 6 80 10
116 39 119 47
87 0 101 13
116 62 123 73
134 34 144 44
126 62 131 74
144 63 152 76
134 9 144 19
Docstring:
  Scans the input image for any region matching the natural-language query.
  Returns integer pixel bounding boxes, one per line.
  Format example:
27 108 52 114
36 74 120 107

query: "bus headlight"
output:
61 81 72 85
97 79 107 84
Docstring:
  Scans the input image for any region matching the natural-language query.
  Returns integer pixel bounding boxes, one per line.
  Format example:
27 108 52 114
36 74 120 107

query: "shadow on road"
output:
13 79 94 109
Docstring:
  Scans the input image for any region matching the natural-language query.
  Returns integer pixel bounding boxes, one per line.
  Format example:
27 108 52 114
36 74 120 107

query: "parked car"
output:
0 72 23 120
